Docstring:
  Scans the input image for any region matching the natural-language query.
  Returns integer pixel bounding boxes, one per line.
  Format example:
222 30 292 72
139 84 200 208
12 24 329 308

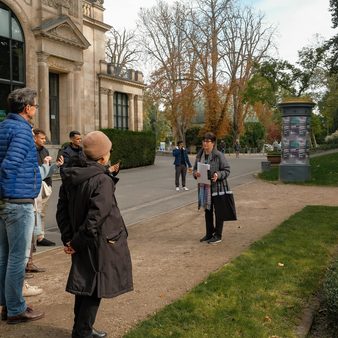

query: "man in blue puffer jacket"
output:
0 88 44 324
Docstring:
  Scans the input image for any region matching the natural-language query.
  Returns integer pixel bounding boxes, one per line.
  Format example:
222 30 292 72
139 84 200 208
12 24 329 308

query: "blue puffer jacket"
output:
0 113 41 199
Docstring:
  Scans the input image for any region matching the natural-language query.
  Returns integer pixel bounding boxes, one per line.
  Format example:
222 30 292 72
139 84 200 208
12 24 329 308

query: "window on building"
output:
114 92 129 130
0 2 25 121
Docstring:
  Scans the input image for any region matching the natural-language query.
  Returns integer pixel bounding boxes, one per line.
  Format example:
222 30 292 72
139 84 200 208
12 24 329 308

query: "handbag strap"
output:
215 177 230 194
222 178 230 192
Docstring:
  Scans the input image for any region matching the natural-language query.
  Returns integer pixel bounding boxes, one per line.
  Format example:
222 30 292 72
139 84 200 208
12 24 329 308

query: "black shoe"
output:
208 235 222 244
1 306 7 321
200 235 213 242
36 238 55 246
92 328 107 338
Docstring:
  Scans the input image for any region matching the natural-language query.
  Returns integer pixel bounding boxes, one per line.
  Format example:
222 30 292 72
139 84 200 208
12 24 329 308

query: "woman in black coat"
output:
193 132 230 244
56 131 133 338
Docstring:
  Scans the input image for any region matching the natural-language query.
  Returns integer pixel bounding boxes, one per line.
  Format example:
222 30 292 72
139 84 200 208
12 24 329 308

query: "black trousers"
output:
175 164 187 187
204 201 224 238
72 293 101 338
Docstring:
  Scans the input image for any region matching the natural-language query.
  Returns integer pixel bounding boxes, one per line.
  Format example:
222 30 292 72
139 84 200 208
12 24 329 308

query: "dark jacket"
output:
172 147 192 167
59 143 86 178
36 146 52 187
0 113 41 200
56 160 133 298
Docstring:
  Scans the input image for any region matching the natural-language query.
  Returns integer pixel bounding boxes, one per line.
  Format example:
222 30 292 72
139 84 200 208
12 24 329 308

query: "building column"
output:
100 88 109 129
108 90 114 128
37 52 50 138
133 95 139 131
66 71 74 130
128 94 135 131
73 62 83 132
137 95 143 131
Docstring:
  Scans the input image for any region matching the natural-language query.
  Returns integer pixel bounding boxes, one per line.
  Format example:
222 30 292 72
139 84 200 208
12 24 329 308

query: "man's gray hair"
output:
7 87 37 114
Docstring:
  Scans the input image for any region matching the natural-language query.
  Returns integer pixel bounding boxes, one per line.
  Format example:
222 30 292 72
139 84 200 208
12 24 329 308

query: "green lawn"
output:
125 206 338 337
259 153 338 185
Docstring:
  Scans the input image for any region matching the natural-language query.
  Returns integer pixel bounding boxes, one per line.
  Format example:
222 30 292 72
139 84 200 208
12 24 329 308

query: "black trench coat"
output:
56 160 133 298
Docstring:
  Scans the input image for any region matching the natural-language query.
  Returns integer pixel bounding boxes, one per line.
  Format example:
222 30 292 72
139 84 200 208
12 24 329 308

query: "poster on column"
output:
282 116 310 164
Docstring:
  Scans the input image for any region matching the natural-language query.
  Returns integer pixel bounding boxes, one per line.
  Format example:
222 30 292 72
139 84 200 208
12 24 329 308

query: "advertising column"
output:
278 99 315 182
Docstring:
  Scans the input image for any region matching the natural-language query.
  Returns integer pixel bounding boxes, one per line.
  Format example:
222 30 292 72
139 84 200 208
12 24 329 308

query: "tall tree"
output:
138 1 198 143
183 0 274 139
105 27 140 76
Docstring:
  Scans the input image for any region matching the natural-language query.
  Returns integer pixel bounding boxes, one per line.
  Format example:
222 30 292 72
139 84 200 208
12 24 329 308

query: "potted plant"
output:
266 149 281 165
264 141 281 165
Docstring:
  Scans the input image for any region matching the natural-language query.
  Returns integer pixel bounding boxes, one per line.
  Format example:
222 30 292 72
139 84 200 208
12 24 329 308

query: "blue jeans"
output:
0 202 34 316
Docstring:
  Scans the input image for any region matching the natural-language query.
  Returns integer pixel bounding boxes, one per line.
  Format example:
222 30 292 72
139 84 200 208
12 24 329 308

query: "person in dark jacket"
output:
193 132 230 244
172 141 192 191
0 88 44 324
59 130 86 179
56 131 133 338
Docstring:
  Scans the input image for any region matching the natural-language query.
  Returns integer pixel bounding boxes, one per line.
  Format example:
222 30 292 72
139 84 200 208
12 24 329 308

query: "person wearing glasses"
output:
0 88 44 324
193 132 230 244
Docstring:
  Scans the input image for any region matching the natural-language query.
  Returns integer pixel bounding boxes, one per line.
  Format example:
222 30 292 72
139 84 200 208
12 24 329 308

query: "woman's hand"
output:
64 241 76 254
194 171 201 178
43 156 52 165
211 172 218 182
109 162 120 174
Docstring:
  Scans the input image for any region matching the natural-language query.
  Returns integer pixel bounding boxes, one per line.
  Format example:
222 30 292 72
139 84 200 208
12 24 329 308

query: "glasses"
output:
28 104 39 109
203 139 213 143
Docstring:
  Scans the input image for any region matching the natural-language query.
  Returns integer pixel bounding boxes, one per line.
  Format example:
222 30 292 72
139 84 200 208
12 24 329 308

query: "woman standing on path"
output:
193 132 230 244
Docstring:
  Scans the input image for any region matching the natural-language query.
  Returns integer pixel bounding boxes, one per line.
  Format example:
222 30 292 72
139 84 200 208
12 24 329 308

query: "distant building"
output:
0 0 145 144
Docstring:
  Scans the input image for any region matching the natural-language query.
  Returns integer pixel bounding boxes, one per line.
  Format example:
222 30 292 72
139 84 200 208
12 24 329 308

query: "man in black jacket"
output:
59 130 86 179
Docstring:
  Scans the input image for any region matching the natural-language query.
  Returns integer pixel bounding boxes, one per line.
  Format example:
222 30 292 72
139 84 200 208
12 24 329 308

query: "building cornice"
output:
82 17 111 32
98 73 146 90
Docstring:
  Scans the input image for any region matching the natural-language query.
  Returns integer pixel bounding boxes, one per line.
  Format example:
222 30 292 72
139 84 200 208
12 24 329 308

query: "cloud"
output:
104 0 336 64
250 0 335 62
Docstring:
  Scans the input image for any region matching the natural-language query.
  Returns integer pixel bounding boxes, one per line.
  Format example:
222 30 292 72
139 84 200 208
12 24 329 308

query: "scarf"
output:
198 151 211 210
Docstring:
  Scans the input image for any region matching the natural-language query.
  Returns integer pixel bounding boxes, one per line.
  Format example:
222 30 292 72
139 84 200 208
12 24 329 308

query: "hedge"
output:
101 129 156 169
324 257 338 328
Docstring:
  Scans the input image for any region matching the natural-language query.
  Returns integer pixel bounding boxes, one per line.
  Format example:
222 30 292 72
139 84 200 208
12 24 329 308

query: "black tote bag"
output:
213 180 237 221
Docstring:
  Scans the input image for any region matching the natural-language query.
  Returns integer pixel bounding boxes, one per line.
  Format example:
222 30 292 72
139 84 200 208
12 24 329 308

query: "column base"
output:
279 164 311 182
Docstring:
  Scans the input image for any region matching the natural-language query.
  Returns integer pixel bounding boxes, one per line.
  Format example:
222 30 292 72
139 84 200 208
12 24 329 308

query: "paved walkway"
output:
1 176 338 338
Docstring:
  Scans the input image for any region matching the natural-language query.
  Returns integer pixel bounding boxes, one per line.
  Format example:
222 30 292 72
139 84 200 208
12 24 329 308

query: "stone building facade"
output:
0 0 145 144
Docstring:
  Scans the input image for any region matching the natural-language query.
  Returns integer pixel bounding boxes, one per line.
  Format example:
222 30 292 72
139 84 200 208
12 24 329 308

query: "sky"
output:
103 0 336 65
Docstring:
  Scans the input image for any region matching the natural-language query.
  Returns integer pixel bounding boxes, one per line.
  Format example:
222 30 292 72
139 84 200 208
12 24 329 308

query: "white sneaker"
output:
175 187 180 191
23 282 43 297
183 187 189 191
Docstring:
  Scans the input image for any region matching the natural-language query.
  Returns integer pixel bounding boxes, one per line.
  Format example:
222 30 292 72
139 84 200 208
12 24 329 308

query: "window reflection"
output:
114 92 129 130
12 41 24 82
12 17 23 42
0 2 25 115
0 8 9 38
0 36 10 80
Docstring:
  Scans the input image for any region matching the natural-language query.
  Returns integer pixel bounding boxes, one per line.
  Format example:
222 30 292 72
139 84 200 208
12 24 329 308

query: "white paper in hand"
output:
197 162 210 184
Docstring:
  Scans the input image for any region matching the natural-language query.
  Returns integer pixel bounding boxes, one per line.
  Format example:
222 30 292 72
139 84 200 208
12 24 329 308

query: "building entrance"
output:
49 73 59 144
